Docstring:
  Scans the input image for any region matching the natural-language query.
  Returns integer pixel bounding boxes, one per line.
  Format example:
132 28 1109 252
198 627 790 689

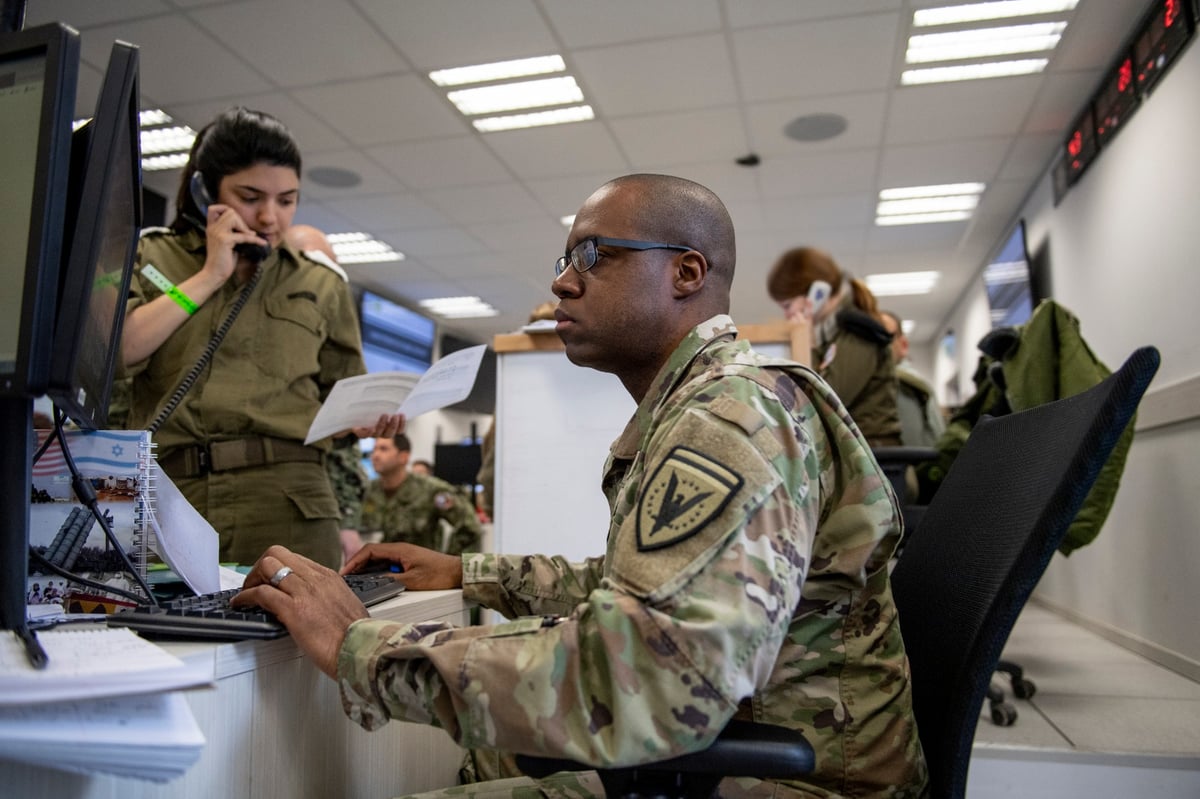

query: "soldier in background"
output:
880 309 945 448
361 433 481 555
235 174 927 798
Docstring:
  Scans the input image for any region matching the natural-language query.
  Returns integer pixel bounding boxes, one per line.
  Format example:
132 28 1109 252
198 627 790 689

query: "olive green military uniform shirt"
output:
360 472 482 555
336 316 927 799
812 294 902 447
895 360 945 448
124 228 365 451
122 228 366 566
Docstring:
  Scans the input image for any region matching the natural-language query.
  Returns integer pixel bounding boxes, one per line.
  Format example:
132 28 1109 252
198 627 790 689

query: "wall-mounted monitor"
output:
983 220 1035 330
359 290 436 374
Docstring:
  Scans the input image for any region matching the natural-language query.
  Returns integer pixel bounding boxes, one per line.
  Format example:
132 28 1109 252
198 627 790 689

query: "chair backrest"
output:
889 346 1160 799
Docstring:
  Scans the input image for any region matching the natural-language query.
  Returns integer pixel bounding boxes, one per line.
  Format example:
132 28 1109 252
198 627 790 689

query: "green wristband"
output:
167 285 199 315
142 263 199 315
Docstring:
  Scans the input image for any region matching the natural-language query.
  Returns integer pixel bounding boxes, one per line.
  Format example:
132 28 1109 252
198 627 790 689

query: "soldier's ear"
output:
672 249 707 299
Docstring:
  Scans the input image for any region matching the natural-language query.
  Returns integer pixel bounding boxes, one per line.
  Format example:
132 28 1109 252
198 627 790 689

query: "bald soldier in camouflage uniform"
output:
235 174 928 798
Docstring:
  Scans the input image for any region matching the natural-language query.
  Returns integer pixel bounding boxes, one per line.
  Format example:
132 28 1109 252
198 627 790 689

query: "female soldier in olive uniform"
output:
121 108 399 568
767 247 902 447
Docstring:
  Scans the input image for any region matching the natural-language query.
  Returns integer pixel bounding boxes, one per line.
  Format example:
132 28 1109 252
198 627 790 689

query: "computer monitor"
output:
0 21 80 665
0 21 78 399
45 40 142 429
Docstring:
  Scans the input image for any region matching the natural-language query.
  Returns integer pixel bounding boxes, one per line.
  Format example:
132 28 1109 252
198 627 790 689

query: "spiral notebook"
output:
28 429 156 613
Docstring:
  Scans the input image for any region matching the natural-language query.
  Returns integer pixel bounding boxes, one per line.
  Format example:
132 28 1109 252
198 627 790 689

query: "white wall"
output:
934 41 1200 674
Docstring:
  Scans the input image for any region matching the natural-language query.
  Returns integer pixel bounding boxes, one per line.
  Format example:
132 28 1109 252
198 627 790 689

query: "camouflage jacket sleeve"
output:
436 488 484 556
461 552 606 618
336 389 818 768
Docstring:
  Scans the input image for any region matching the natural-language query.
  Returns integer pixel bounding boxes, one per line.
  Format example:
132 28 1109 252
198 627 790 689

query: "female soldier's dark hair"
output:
767 246 882 321
170 107 302 233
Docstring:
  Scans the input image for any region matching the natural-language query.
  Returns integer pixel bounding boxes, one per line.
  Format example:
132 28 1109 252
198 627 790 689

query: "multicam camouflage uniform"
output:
338 316 927 798
360 472 482 555
327 437 369 530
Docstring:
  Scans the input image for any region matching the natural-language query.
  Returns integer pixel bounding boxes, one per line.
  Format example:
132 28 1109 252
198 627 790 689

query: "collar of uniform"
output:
176 225 298 269
609 314 738 460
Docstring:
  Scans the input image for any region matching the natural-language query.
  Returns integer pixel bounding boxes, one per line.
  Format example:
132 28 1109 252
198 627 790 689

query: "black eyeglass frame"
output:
554 236 693 277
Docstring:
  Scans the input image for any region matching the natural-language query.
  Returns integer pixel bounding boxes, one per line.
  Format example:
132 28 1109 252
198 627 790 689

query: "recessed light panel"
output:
431 55 593 132
420 296 498 319
327 232 404 264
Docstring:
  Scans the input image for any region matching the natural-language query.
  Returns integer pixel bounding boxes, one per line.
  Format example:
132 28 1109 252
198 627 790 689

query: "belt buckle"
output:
196 445 211 475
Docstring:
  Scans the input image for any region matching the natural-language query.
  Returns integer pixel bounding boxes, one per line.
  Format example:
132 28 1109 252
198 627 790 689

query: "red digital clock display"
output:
1094 54 1138 146
1064 106 1098 185
1136 0 1195 95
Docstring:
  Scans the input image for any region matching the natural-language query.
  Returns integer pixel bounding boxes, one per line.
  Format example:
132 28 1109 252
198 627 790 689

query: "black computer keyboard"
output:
106 572 406 640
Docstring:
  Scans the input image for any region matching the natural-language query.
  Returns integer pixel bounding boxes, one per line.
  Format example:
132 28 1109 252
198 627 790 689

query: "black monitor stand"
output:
0 396 49 668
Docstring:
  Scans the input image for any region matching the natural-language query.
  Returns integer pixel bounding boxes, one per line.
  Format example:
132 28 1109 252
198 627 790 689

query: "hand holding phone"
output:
189 172 271 263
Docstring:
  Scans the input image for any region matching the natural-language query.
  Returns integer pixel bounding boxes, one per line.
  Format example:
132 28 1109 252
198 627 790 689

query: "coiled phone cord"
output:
147 262 264 435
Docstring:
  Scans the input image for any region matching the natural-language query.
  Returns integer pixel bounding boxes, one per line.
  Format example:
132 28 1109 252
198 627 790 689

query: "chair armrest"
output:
872 446 938 466
515 719 814 780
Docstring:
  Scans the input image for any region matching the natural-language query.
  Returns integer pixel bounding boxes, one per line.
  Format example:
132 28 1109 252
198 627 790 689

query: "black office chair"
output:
888 346 1159 799
516 718 813 798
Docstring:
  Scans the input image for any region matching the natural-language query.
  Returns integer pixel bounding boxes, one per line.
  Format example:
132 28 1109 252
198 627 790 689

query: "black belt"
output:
159 436 322 479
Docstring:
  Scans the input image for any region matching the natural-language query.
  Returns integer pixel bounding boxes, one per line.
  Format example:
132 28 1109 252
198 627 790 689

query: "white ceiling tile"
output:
168 94 348 153
726 0 902 28
484 121 629 180
733 14 901 102
885 77 1042 144
357 0 555 70
757 149 879 199
573 34 739 116
25 0 171 29
189 0 404 88
322 192 451 232
425 183 547 226
543 0 722 47
878 138 1012 187
383 227 488 259
746 92 888 155
610 108 748 167
74 16 271 103
365 137 513 190
291 149 408 201
293 75 468 146
1023 70 1106 134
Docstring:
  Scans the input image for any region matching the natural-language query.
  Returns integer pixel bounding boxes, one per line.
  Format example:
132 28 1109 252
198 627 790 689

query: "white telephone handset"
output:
807 280 832 317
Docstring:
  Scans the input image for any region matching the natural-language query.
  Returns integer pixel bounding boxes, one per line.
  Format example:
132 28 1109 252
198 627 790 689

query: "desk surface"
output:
1 589 471 799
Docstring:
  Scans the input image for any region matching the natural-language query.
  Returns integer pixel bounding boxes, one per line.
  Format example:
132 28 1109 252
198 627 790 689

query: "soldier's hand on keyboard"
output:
342 542 463 591
235 545 369 678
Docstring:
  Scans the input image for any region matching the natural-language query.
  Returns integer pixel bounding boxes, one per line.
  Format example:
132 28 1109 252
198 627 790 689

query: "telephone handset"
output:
188 171 271 263
147 174 267 433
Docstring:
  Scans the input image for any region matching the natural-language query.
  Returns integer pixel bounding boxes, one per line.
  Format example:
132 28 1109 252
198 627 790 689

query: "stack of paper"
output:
0 692 205 782
0 627 213 781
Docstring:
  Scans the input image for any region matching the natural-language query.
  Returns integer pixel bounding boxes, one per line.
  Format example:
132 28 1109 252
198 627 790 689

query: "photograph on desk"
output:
28 429 155 615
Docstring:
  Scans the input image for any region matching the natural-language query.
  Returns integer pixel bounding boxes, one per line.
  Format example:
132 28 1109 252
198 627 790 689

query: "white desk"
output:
0 590 470 799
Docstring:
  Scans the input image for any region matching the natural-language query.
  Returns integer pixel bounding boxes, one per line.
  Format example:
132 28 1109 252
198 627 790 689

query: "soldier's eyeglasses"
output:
554 236 693 277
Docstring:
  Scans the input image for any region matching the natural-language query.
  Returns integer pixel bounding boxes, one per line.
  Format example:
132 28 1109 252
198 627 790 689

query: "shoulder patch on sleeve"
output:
433 491 455 511
637 446 743 551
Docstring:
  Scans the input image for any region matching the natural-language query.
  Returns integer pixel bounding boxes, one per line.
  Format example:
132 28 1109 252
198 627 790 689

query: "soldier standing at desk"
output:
236 173 927 798
362 433 482 555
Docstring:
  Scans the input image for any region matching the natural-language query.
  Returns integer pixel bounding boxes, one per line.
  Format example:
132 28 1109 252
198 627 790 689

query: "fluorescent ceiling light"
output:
865 271 941 296
473 105 594 133
875 211 973 225
430 55 565 87
560 215 576 227
142 153 190 172
138 109 173 127
419 296 499 319
901 319 917 336
326 232 404 264
140 125 198 155
902 58 1048 84
877 195 980 216
914 0 1078 27
448 76 583 115
907 22 1066 62
879 183 986 200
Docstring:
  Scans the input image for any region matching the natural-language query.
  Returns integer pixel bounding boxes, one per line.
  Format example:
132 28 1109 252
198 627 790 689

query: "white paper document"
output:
0 691 205 782
305 344 487 444
0 627 213 706
149 461 221 596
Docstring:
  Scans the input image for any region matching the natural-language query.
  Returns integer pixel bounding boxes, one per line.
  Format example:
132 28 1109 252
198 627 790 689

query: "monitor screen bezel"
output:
46 40 142 429
0 22 79 399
